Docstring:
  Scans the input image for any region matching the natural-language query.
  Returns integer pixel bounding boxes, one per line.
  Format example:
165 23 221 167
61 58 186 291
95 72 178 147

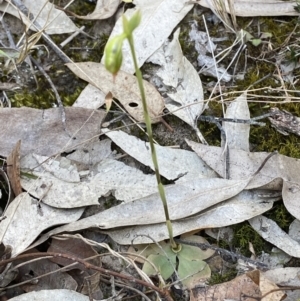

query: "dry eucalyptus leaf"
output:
263 267 300 287
66 139 112 166
0 107 105 157
21 157 158 208
263 268 300 301
103 189 279 244
103 129 216 181
282 179 300 221
196 0 298 16
72 84 106 109
193 270 284 301
9 289 96 301
149 28 205 142
32 154 80 183
69 0 120 20
288 219 300 243
67 62 164 123
258 272 286 301
0 193 84 256
101 0 194 73
186 141 300 219
222 92 250 151
32 177 250 245
6 140 22 197
186 141 287 190
249 215 300 258
191 270 262 301
0 0 78 34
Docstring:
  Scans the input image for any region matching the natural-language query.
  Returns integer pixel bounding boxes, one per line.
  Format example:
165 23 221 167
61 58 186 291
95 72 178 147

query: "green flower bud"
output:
123 10 141 36
104 34 125 75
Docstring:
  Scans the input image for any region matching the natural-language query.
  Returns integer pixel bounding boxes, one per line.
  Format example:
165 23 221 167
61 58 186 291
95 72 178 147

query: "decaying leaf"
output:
66 139 112 166
263 267 300 300
192 269 284 301
196 0 298 17
8 289 96 301
68 0 120 20
103 129 215 181
222 92 250 151
188 21 232 81
6 140 22 197
30 177 250 248
21 156 158 208
72 84 106 109
0 193 84 257
148 28 205 142
186 140 300 220
268 107 300 136
67 62 164 123
32 154 80 183
0 107 105 157
186 141 286 190
103 189 279 245
0 0 78 34
249 215 300 258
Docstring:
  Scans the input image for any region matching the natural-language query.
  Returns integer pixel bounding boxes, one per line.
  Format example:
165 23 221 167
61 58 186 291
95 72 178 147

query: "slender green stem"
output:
127 35 178 250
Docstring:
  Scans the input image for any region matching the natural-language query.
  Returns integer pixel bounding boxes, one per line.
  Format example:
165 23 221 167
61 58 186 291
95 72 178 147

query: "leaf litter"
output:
1 0 300 298
148 28 206 142
0 0 78 35
66 62 164 123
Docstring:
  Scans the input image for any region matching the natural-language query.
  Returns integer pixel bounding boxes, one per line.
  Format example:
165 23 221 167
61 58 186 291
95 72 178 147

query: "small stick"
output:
60 26 85 48
0 252 174 301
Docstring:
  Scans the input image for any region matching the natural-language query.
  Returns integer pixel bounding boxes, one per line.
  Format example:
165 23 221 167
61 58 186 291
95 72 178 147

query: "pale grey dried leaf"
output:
67 62 164 123
257 248 291 269
186 141 300 220
263 267 300 287
0 0 78 34
0 193 83 256
21 158 158 208
104 129 215 180
198 54 232 81
0 107 105 157
249 215 300 258
222 92 250 151
149 28 204 135
103 189 278 244
282 181 300 221
21 172 97 208
288 219 300 243
9 289 95 301
32 177 249 242
186 141 288 190
72 84 105 109
197 0 298 16
70 0 120 20
101 0 194 73
66 139 112 166
32 154 80 183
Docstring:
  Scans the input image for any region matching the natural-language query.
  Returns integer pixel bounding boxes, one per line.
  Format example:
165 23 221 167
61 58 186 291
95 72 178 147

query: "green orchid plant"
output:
104 11 213 289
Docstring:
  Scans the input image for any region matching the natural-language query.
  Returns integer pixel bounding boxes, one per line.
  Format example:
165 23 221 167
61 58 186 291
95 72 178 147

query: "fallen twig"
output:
0 252 174 301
